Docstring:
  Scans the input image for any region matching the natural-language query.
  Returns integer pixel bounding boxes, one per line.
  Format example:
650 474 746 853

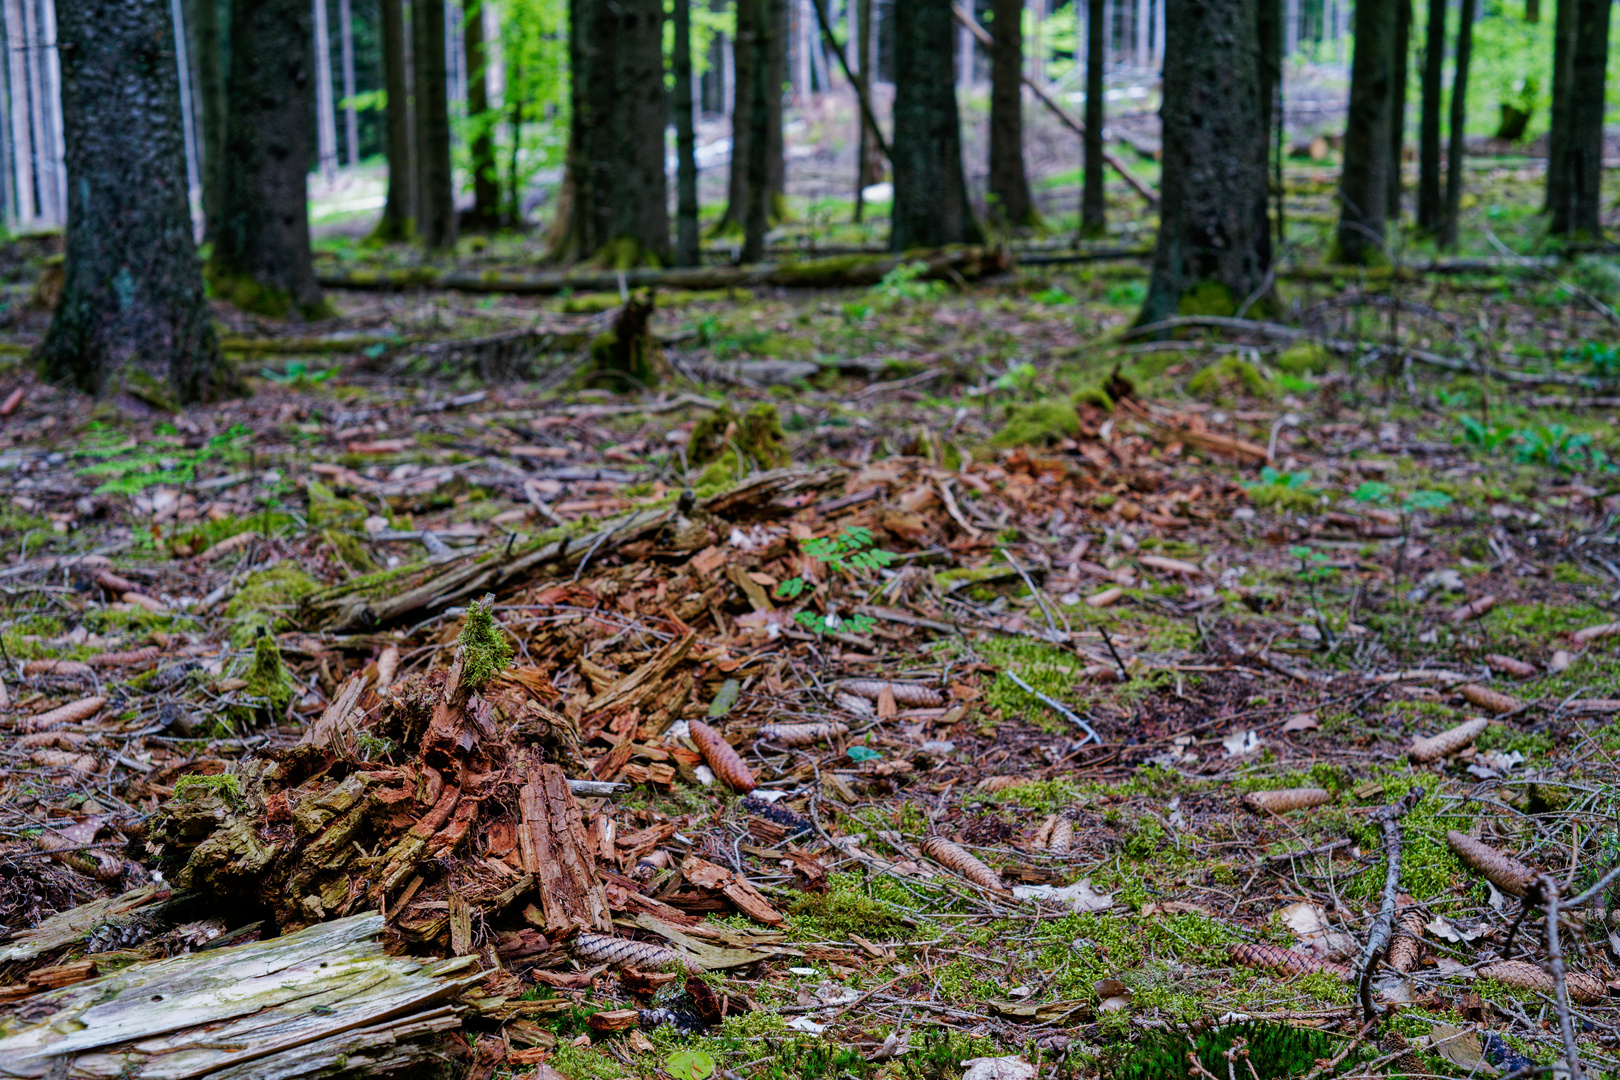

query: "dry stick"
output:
949 2 1159 207
1354 786 1425 1022
999 547 1062 639
1097 623 1131 682
1002 669 1100 745
806 0 891 163
1539 875 1586 1080
1560 860 1620 910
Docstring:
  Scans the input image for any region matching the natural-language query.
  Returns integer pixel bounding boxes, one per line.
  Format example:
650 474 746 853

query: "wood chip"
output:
1139 554 1204 577
1084 586 1123 607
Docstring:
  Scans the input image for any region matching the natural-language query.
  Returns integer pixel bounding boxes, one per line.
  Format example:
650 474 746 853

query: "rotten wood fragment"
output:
679 855 784 925
517 760 612 936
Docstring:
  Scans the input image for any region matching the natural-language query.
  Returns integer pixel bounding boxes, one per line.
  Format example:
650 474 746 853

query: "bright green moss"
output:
991 399 1081 447
456 594 512 690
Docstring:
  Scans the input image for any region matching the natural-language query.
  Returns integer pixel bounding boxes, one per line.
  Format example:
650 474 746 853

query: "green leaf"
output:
775 577 806 599
665 1049 716 1080
847 745 882 762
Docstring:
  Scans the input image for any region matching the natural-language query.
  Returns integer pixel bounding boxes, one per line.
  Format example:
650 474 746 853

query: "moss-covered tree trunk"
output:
560 0 670 263
463 0 499 231
1334 0 1394 262
210 0 325 318
1546 0 1609 236
375 0 414 239
890 0 981 250
988 0 1036 225
413 0 455 249
1136 0 1271 324
1081 0 1105 234
38 0 222 405
1415 0 1444 232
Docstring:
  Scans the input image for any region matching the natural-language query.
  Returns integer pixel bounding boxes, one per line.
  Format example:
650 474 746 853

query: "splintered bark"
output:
37 0 223 406
463 0 499 230
891 0 982 250
1082 0 1105 233
412 0 455 249
0 913 480 1078
211 0 325 318
1137 0 1271 323
1545 0 1609 236
987 0 1035 225
1335 0 1395 263
519 760 612 936
376 0 415 239
1416 0 1443 230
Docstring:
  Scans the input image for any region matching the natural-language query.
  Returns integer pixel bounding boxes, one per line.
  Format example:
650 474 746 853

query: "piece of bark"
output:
585 631 697 713
679 855 784 925
1409 717 1490 763
517 761 612 936
1460 684 1522 714
1244 787 1334 813
1446 831 1537 896
586 1009 641 1032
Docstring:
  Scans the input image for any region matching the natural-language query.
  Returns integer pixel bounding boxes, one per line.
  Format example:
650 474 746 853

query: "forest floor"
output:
1 164 1620 1080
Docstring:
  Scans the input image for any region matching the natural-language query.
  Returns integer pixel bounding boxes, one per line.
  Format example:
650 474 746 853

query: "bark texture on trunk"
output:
412 0 455 249
189 0 227 241
40 0 223 405
742 0 773 261
890 0 981 250
1335 0 1394 262
1081 0 1104 234
1416 0 1443 231
560 0 670 263
766 0 786 207
1440 0 1475 247
987 0 1035 224
853 0 881 222
376 0 414 239
1545 0 1574 212
211 0 325 318
722 0 760 231
674 0 701 264
1137 0 1271 323
1546 0 1609 236
463 0 499 230
1387 0 1410 219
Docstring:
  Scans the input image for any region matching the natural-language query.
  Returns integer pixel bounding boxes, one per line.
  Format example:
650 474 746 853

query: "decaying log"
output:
518 760 612 937
0 912 480 1080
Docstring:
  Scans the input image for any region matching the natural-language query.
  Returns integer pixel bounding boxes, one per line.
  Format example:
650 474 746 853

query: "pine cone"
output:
759 721 849 746
1409 717 1490 763
688 720 756 793
1446 831 1537 896
1243 787 1334 813
920 835 1005 891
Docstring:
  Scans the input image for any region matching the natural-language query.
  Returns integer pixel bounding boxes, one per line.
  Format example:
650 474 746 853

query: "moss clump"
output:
229 629 293 730
1244 483 1319 511
689 402 790 468
991 399 1081 447
1188 356 1271 403
224 564 319 646
206 263 336 321
1116 1021 1366 1080
457 594 512 691
306 480 367 530
173 773 242 806
1274 340 1332 375
787 874 905 939
1176 280 1237 317
1073 385 1115 410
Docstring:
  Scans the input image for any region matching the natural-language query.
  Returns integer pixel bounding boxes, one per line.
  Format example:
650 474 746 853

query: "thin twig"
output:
1002 669 1100 745
1540 874 1586 1080
1097 623 1132 683
1354 786 1425 1022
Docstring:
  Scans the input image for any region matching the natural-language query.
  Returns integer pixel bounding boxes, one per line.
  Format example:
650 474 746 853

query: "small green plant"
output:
777 526 896 636
1246 466 1311 492
1458 415 1515 453
1351 481 1394 503
1513 423 1595 471
76 422 252 497
755 1038 874 1080
1571 341 1620 380
1288 545 1337 584
871 260 946 306
993 361 1038 396
260 360 334 386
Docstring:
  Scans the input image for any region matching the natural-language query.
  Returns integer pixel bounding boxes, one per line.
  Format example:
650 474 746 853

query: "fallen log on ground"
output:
315 246 1011 296
0 912 481 1080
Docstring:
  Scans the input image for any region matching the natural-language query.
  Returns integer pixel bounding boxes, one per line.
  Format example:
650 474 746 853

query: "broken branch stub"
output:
1446 830 1538 896
687 720 756 793
1409 717 1490 763
1243 787 1334 813
919 835 1005 891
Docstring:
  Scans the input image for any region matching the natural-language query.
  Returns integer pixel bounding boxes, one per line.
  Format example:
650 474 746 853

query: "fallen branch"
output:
1354 786 1424 1021
1002 669 1100 744
1539 876 1587 1080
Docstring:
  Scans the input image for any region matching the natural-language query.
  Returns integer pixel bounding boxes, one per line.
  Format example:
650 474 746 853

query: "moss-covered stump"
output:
689 402 790 468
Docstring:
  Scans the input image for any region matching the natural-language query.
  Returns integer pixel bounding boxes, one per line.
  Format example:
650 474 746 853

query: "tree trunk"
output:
1386 0 1409 219
39 0 223 405
1546 0 1608 236
1334 0 1394 262
675 0 701 264
339 0 358 165
722 0 761 231
853 0 881 222
890 0 981 249
561 0 670 263
1137 0 1271 323
1081 0 1104 234
314 0 338 181
766 0 787 209
376 0 414 239
463 0 499 230
1440 0 1474 247
190 0 227 239
1415 0 1443 231
1545 0 1573 213
742 0 773 260
412 0 454 249
211 0 326 318
988 0 1036 225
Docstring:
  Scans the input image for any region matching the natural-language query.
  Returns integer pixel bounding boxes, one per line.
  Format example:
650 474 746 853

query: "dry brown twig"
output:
1354 786 1424 1021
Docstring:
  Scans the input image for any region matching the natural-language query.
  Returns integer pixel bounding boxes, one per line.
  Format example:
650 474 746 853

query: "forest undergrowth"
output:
1 162 1620 1080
